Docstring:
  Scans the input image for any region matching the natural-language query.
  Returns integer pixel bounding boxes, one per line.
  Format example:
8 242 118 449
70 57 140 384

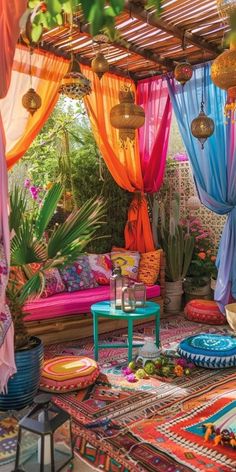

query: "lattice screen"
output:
161 160 226 251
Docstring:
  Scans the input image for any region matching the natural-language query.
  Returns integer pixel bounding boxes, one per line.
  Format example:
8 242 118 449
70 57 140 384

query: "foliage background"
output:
9 98 131 253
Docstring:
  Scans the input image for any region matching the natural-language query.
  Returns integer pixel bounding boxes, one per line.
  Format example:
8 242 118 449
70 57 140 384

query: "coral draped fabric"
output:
0 0 27 392
81 65 154 253
0 45 69 169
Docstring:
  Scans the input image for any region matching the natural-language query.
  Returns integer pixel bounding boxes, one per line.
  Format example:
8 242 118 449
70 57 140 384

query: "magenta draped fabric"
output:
137 76 172 193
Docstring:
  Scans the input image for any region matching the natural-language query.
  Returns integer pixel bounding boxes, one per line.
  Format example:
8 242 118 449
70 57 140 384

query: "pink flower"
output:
187 362 195 369
122 367 133 375
126 373 136 382
176 358 187 367
24 178 30 188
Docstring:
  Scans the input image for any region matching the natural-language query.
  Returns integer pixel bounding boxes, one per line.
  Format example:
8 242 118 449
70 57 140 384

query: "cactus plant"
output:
158 196 194 282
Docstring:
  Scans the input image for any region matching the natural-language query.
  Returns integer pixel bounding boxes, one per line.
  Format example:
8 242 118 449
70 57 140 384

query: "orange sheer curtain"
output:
81 64 154 253
0 45 69 169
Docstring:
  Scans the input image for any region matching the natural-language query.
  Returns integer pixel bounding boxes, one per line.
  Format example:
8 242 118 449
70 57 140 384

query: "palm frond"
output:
19 272 45 305
34 183 63 239
47 198 105 260
11 220 47 265
9 186 27 235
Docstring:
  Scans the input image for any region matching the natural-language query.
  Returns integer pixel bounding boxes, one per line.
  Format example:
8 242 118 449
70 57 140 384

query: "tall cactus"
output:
158 197 194 282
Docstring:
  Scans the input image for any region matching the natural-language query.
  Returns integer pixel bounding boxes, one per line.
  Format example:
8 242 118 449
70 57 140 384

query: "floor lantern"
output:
13 394 73 472
110 87 145 147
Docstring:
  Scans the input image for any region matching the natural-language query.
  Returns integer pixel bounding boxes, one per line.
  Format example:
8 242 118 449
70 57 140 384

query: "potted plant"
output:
158 195 194 313
0 182 105 410
181 216 217 302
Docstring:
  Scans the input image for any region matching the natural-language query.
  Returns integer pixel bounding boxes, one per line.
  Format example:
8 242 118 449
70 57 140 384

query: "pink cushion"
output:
23 284 161 322
184 299 227 325
88 253 112 285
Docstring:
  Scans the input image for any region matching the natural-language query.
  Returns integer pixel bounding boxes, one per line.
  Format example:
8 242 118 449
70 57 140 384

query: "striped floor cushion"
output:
184 299 226 325
40 356 99 392
178 333 236 369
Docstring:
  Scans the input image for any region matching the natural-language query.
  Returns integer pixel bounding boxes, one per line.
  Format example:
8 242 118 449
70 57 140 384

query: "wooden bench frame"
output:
26 251 166 345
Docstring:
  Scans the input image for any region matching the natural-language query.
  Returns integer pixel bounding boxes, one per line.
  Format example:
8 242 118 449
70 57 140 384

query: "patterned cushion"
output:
41 268 65 298
40 356 100 392
110 251 140 280
88 253 112 285
184 299 226 325
138 249 162 285
178 334 236 368
60 255 98 292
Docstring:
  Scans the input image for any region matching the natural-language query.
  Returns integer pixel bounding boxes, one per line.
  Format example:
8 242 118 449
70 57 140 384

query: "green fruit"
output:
135 368 146 379
154 358 162 368
144 362 156 375
184 368 191 375
161 366 171 376
128 361 136 371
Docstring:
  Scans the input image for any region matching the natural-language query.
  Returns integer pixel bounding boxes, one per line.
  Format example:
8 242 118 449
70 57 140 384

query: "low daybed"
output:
23 251 165 345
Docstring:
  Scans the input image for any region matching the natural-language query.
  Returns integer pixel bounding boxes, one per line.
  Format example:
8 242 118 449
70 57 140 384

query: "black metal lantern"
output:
13 394 73 472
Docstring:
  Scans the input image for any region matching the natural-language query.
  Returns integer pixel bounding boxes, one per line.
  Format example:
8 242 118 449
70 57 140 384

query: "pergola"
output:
39 0 228 81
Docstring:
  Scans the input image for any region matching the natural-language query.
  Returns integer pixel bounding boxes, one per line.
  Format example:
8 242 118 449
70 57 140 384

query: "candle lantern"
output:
133 282 146 307
110 267 127 310
13 393 73 472
121 285 136 313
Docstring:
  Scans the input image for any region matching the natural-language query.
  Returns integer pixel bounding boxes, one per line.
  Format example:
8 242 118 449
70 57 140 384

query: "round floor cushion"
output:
40 356 100 392
184 299 226 325
178 334 236 368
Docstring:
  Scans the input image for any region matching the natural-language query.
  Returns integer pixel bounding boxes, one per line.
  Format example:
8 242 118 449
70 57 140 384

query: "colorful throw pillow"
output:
185 299 227 325
138 249 162 285
60 255 98 292
110 251 140 281
178 333 236 368
8 266 26 292
88 253 112 285
41 268 65 298
40 356 100 392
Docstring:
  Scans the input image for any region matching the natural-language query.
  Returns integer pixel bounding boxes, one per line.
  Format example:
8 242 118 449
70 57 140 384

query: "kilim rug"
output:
47 316 235 471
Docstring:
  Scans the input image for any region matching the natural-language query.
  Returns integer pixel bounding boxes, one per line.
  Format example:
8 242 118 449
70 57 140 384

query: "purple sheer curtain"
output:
137 76 172 193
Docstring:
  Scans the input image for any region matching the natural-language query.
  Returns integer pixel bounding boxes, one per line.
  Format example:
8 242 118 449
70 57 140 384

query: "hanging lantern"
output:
187 196 201 212
110 88 145 147
217 0 236 19
22 88 42 115
191 102 215 149
211 40 236 121
91 52 109 80
59 56 92 100
174 62 193 85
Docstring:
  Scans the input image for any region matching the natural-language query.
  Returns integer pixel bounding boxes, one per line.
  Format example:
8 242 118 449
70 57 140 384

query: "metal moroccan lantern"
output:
22 87 42 115
110 88 145 147
91 52 109 80
211 40 236 121
191 101 215 149
174 61 193 85
217 0 236 18
59 56 92 100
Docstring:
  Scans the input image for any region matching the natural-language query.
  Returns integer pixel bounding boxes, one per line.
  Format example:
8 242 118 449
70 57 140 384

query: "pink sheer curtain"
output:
0 0 27 392
137 76 172 193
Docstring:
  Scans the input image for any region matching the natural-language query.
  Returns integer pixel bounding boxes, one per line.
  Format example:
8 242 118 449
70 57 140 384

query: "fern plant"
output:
8 182 105 349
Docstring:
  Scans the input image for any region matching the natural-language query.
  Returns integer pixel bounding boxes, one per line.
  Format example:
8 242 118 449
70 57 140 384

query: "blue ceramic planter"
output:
0 336 44 411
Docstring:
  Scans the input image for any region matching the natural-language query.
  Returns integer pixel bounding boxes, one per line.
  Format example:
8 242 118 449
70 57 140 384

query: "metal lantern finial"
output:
59 56 92 100
22 88 42 115
174 61 193 85
191 101 215 149
110 87 145 147
91 52 109 80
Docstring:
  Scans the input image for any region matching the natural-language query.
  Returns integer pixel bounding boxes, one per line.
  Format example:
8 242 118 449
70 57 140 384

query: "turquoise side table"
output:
91 300 160 362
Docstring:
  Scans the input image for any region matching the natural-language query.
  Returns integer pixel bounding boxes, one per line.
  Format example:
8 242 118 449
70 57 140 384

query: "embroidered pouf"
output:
40 356 99 392
178 334 236 368
184 299 226 325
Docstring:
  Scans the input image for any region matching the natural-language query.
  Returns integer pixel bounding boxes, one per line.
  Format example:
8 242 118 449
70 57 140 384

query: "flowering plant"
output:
181 216 217 285
122 355 195 382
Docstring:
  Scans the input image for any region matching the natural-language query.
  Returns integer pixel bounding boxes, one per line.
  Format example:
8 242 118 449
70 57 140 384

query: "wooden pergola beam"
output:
124 1 223 57
78 21 174 71
39 42 138 81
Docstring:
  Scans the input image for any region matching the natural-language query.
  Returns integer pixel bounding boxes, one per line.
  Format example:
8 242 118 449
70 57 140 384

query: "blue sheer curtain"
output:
167 63 236 311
